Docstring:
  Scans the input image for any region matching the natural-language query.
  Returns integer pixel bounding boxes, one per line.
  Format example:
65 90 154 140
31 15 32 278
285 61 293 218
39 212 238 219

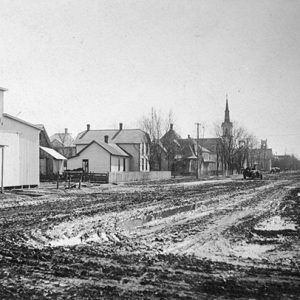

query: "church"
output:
158 96 272 175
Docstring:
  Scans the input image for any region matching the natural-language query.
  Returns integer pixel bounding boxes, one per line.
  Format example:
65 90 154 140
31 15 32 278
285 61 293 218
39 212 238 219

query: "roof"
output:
197 138 221 153
36 124 52 147
74 129 148 145
40 146 67 160
3 113 41 131
161 129 182 144
50 133 75 147
71 140 129 158
178 139 210 153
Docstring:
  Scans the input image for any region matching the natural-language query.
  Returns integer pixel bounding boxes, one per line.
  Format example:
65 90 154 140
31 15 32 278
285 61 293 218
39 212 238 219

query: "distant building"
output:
50 128 76 159
0 87 40 187
197 137 222 174
37 125 67 178
160 125 215 175
249 139 273 171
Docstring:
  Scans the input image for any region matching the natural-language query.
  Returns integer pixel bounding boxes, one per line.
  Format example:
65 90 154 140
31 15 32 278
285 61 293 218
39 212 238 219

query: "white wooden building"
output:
68 140 130 173
0 88 40 187
73 123 150 172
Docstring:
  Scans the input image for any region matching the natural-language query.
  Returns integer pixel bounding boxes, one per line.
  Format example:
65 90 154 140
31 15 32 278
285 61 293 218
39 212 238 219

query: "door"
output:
82 159 89 173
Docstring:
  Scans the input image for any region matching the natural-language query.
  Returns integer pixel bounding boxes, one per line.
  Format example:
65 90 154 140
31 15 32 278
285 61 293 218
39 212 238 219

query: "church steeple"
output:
224 94 230 122
221 95 233 137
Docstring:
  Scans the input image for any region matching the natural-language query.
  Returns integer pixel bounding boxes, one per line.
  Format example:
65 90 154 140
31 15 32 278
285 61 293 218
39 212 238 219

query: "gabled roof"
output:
197 138 221 153
36 124 52 147
177 139 210 153
70 140 129 158
3 113 41 131
40 146 67 160
161 128 182 144
74 129 148 145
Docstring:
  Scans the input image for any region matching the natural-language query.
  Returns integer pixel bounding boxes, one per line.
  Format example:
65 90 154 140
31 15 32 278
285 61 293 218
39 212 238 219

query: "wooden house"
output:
50 128 76 159
71 123 150 172
68 139 130 173
160 125 215 176
0 88 40 188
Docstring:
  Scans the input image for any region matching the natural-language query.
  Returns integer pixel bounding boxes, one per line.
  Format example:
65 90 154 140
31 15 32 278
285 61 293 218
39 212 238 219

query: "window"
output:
118 158 120 171
141 158 144 171
145 159 148 171
123 158 126 171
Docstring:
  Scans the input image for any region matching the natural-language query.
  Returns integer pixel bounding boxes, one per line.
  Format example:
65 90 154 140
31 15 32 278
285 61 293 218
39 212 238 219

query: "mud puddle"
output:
120 202 198 232
253 215 297 236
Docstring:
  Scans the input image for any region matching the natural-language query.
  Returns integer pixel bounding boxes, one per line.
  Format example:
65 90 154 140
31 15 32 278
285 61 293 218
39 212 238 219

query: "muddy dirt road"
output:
0 172 299 299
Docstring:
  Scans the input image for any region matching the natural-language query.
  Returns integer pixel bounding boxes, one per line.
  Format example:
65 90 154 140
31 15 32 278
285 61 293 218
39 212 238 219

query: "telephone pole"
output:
195 123 201 179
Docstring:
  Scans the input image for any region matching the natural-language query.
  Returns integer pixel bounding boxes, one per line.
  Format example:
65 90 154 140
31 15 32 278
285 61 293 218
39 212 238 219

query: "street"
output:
0 172 299 299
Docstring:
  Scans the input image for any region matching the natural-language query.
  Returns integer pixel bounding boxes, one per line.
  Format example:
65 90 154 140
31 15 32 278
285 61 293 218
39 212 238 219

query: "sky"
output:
0 0 299 156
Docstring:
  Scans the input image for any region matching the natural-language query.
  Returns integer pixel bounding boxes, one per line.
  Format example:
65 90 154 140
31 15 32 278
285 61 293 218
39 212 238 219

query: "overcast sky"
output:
0 0 299 156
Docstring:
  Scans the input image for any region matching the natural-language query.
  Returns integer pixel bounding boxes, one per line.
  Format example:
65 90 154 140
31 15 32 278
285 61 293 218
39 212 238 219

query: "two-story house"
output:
160 124 214 175
68 123 150 173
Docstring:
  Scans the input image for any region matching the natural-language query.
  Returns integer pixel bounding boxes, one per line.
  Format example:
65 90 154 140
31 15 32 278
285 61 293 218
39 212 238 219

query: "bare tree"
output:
215 122 258 174
139 108 175 171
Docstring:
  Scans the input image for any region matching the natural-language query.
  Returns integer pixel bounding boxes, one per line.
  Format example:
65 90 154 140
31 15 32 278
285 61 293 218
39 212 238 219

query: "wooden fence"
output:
62 171 109 186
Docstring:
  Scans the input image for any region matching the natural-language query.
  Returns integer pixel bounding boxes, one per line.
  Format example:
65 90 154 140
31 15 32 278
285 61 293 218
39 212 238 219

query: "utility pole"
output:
195 123 201 179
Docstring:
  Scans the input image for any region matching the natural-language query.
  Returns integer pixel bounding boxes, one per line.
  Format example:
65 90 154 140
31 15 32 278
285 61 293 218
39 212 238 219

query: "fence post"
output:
68 173 71 189
56 172 59 189
78 172 82 189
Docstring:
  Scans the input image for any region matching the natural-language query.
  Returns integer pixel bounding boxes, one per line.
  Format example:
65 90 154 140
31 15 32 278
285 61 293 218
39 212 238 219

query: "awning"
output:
40 146 67 160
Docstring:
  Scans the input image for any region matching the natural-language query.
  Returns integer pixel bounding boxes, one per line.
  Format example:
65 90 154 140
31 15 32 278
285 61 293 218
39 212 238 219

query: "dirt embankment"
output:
0 172 299 299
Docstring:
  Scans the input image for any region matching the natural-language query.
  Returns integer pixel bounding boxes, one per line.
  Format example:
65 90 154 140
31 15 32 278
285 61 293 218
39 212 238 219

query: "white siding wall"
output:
111 156 119 172
118 144 140 171
0 116 40 186
110 156 129 172
68 143 111 173
19 133 39 185
0 132 20 187
140 142 150 172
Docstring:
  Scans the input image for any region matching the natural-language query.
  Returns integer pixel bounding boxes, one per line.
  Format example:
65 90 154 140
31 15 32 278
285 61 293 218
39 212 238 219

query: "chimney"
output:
104 135 109 143
65 128 68 134
119 123 123 130
170 123 173 130
87 124 90 131
0 87 7 119
188 134 191 139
